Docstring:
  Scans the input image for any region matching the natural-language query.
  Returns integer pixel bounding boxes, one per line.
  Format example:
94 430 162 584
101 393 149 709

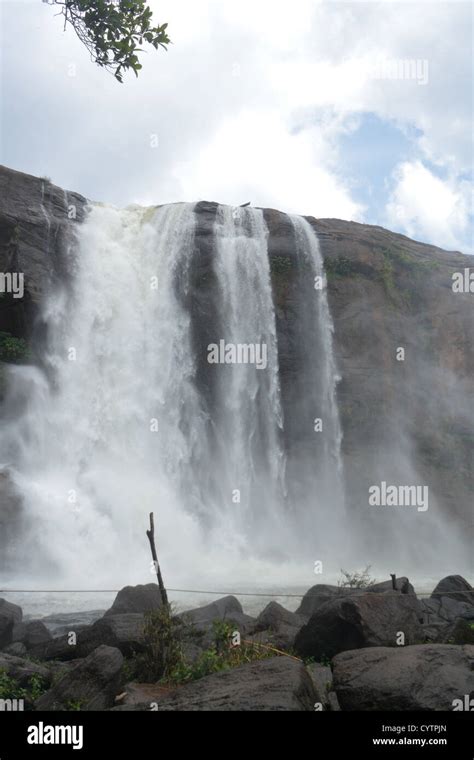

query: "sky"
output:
0 0 472 252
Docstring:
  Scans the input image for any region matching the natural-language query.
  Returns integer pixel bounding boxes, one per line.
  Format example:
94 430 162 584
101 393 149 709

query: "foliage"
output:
446 620 474 645
271 256 293 275
0 332 31 363
302 653 332 667
338 565 374 590
52 0 170 82
324 256 357 278
0 669 48 706
166 619 273 685
65 699 85 710
380 256 396 298
129 604 186 682
126 609 276 687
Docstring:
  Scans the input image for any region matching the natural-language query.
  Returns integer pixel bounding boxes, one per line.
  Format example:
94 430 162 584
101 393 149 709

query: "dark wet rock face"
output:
103 584 163 617
332 644 474 711
0 164 472 565
294 593 424 660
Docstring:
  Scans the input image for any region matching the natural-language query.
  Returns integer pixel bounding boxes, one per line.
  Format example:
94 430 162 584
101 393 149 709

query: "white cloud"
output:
386 160 472 251
169 107 363 218
0 0 471 247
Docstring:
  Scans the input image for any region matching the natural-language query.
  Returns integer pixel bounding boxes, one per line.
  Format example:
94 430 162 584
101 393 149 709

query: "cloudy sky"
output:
0 0 472 252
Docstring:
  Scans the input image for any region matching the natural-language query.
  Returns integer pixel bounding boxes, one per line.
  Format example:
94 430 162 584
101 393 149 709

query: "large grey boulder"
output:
40 609 104 636
104 584 163 617
0 652 51 688
114 657 317 711
3 642 27 657
35 645 123 711
296 585 355 618
306 663 335 710
30 633 80 662
181 595 255 635
296 578 416 620
76 614 146 658
250 601 305 650
333 644 474 711
12 620 52 649
367 577 416 596
431 575 474 607
32 614 147 661
0 599 22 650
294 592 424 660
421 595 474 625
439 618 474 645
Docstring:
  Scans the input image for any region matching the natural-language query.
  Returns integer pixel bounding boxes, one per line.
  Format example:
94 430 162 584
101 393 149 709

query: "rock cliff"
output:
0 165 472 536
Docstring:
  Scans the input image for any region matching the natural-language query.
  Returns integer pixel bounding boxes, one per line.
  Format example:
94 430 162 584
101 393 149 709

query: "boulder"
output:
114 657 317 711
0 652 50 688
440 618 474 645
294 592 424 660
31 633 79 662
367 577 416 596
181 596 255 637
12 620 52 649
3 642 27 657
306 663 333 710
255 601 305 631
431 575 474 606
296 585 350 618
33 615 147 661
76 614 146 658
104 584 163 617
35 645 123 711
421 596 474 625
333 644 474 711
250 601 305 650
39 609 104 636
115 681 173 708
0 599 22 649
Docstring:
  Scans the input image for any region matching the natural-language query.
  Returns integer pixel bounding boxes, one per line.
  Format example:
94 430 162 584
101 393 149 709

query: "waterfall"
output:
0 203 345 586
291 215 343 475
209 205 286 545
279 215 345 547
0 203 209 583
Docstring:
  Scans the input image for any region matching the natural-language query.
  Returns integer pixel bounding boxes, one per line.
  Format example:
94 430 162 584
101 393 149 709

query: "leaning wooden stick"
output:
146 512 169 608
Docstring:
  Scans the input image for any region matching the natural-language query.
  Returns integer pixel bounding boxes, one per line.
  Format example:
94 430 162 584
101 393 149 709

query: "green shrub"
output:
125 609 279 687
271 256 293 275
0 332 31 363
0 668 48 707
324 256 356 278
129 605 186 683
166 618 273 685
338 565 374 589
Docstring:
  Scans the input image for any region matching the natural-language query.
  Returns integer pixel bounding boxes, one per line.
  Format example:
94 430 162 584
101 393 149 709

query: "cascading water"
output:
209 205 286 546
0 203 209 585
0 202 345 590
276 214 345 551
291 215 343 475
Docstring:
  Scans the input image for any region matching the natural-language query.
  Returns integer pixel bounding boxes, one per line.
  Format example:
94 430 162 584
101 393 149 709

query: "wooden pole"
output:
146 512 169 608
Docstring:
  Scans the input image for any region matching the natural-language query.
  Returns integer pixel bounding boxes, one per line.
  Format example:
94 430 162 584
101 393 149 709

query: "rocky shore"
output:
1 574 473 711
